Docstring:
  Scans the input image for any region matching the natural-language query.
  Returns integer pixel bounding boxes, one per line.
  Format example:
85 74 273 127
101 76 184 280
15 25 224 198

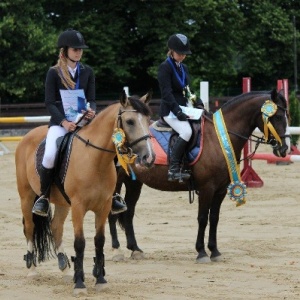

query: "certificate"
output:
60 89 87 122
180 105 203 120
166 105 203 120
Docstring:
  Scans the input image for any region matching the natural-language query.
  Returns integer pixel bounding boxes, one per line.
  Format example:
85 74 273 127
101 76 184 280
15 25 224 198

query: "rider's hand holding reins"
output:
61 120 77 132
83 108 96 120
177 110 189 121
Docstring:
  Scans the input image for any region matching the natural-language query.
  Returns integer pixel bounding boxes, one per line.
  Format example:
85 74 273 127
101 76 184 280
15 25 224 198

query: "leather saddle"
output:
35 130 79 204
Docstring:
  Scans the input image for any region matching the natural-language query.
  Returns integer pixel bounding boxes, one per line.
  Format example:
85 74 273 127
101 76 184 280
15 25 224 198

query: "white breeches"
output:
42 125 68 169
163 117 192 142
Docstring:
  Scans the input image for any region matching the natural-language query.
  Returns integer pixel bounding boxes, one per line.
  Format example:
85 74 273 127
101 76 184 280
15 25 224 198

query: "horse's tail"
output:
32 201 56 263
116 213 126 231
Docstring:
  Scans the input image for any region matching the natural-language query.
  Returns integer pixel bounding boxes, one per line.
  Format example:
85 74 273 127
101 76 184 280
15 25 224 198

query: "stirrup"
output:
111 193 127 215
168 170 190 182
32 196 50 217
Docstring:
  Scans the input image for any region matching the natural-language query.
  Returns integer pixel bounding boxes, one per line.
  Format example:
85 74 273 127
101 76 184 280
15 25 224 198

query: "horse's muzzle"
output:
136 153 156 168
271 140 288 157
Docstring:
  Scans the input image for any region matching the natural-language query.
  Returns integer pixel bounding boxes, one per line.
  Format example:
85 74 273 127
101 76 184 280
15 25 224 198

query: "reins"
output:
74 132 115 153
202 102 289 163
74 107 152 153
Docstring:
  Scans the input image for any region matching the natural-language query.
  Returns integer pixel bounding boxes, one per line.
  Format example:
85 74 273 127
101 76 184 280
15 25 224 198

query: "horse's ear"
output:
120 90 129 107
271 88 279 102
140 89 153 104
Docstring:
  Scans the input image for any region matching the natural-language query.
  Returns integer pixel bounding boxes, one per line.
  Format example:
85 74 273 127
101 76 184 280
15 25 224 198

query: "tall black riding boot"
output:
32 166 54 217
168 137 190 182
111 193 127 215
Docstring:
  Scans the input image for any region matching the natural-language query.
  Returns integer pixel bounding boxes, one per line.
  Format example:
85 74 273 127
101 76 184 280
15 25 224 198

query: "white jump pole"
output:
200 81 209 111
123 86 130 96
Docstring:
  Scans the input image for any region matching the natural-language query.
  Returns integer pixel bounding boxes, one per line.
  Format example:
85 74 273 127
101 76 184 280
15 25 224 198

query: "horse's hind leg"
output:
108 213 125 262
109 164 126 252
51 205 71 278
118 172 144 256
20 192 39 277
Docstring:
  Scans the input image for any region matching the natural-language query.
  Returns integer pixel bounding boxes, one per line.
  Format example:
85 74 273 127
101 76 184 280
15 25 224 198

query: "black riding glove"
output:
194 98 204 109
176 110 189 121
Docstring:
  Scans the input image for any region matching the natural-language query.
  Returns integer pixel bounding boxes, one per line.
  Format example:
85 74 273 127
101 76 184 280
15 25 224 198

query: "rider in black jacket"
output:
32 29 127 216
157 33 203 182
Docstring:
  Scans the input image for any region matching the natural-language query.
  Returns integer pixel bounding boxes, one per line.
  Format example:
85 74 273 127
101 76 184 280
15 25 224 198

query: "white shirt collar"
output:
68 65 77 77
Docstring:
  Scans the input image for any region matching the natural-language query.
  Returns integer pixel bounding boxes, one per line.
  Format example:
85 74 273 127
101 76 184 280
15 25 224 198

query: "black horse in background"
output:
108 90 290 263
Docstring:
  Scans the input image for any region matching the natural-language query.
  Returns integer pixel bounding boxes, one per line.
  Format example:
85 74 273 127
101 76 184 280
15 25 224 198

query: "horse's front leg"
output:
71 208 87 296
122 177 144 259
122 206 144 256
195 193 211 263
93 211 108 291
108 212 120 249
51 205 71 278
207 194 224 262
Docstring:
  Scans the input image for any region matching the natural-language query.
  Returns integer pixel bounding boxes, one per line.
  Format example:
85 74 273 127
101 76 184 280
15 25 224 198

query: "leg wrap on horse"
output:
71 256 85 287
32 166 54 217
168 137 190 182
93 253 107 284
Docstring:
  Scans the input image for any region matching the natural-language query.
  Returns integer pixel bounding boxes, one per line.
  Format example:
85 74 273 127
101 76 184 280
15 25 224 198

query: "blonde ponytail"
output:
55 48 76 89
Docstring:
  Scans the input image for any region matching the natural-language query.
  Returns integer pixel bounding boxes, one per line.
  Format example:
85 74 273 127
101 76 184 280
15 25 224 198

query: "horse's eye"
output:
126 119 135 126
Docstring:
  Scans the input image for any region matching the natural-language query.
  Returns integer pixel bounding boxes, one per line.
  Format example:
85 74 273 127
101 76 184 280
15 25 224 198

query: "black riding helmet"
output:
167 33 191 55
57 29 88 49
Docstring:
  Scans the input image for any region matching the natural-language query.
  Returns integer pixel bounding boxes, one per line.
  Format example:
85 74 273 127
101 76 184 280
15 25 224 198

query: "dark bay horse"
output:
109 90 290 263
15 91 155 295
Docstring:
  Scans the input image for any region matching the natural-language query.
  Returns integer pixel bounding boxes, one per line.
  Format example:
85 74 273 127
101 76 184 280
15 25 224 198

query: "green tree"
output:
0 0 57 103
236 0 299 91
1 0 300 102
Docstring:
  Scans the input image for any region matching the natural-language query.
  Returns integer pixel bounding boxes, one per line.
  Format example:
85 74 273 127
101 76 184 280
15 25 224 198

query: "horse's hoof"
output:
73 288 88 297
131 250 145 260
95 282 108 292
111 248 125 262
196 256 211 263
210 249 222 262
210 255 223 262
62 267 73 283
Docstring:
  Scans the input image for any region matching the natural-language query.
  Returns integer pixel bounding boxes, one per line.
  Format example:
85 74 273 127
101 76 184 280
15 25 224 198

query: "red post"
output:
240 77 264 187
277 79 289 109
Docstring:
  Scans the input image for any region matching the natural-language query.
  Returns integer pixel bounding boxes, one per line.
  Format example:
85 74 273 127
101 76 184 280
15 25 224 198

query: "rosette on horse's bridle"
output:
112 108 151 179
112 127 137 178
261 100 282 146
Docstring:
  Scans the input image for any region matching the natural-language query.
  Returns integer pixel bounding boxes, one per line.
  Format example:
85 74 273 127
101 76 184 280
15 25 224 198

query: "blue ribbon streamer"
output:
167 57 186 88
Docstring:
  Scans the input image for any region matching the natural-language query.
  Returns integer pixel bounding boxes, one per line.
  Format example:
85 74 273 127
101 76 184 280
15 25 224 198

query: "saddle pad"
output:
149 120 205 166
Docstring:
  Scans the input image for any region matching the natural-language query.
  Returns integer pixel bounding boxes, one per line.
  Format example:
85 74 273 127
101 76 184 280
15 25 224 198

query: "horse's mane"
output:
221 90 272 110
128 95 152 116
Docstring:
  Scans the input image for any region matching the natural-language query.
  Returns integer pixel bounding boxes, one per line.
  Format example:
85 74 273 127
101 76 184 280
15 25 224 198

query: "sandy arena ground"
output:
0 141 299 299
